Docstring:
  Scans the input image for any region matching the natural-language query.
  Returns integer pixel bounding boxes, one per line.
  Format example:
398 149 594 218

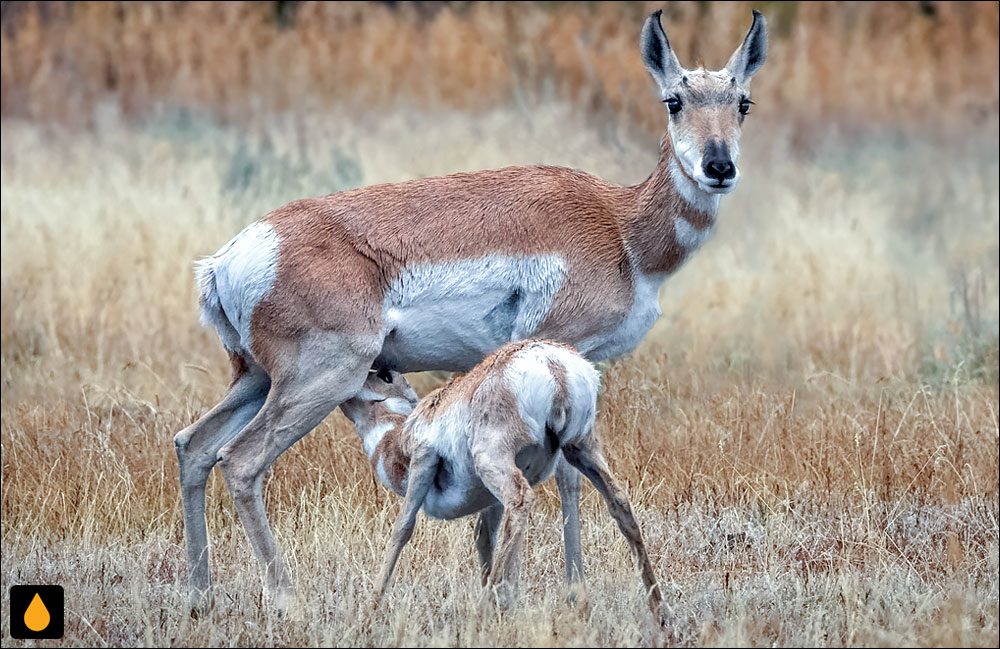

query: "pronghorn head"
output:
641 9 767 195
341 368 419 423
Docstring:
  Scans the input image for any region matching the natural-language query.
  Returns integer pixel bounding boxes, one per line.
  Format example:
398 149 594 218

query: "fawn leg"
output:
375 446 439 594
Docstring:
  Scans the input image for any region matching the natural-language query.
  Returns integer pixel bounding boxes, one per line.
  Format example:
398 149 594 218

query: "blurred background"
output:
1 3 998 645
1 1 998 131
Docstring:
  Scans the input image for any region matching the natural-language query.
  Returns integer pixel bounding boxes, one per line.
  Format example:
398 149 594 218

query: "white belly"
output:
377 254 567 372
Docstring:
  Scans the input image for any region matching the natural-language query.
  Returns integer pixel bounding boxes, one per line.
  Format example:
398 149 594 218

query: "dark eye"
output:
664 96 682 114
739 97 753 115
376 368 393 384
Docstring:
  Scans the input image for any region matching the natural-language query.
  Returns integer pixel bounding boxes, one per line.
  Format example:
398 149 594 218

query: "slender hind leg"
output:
216 333 377 613
474 449 534 608
561 434 669 626
174 362 270 613
474 504 503 586
554 456 584 589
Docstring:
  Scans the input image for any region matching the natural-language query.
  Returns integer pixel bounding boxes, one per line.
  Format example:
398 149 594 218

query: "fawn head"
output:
341 368 419 424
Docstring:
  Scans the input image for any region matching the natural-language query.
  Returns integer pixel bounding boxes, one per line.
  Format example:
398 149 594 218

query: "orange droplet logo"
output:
24 592 50 632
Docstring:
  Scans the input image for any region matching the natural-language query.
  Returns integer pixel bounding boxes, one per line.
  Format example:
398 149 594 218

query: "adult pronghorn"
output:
174 9 767 613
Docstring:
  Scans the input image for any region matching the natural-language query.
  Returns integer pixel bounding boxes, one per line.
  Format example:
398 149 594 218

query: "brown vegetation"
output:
1 1 998 647
2 1 998 134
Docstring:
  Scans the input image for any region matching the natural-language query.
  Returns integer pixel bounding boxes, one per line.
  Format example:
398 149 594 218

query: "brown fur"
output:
546 355 570 425
227 351 250 385
370 409 410 494
245 136 706 376
467 377 535 460
413 340 578 424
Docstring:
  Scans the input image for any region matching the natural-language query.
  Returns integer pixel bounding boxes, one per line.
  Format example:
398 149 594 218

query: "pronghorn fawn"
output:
340 340 666 623
174 9 767 613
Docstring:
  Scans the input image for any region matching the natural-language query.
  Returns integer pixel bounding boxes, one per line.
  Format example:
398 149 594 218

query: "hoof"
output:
493 581 519 611
273 588 299 620
188 590 214 619
565 581 587 607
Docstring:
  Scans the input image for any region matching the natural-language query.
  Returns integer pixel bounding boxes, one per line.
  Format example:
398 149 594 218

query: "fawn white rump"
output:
173 8 767 615
340 341 666 623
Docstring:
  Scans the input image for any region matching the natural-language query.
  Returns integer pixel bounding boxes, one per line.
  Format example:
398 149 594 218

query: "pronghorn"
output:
340 340 665 622
173 9 767 613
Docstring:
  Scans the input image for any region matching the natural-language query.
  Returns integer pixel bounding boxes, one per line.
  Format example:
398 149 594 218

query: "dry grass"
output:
1 2 999 646
1 104 997 646
2 1 998 135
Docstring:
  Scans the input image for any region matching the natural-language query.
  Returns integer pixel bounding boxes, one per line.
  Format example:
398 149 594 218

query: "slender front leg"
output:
474 504 503 586
376 446 439 594
561 436 669 626
554 456 584 588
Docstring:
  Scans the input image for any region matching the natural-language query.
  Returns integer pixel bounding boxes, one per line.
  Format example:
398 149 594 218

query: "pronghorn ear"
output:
726 10 768 85
640 10 683 94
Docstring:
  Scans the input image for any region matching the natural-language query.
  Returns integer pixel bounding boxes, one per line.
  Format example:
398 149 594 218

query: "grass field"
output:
2 104 997 646
1 1 999 646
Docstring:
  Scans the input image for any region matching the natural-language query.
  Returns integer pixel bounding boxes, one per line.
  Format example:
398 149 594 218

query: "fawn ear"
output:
726 10 768 85
641 10 683 95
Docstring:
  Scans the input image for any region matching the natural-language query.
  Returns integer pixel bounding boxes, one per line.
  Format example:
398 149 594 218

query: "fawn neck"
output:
347 403 412 495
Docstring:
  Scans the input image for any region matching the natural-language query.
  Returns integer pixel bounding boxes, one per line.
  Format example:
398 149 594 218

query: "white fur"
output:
668 156 722 215
362 421 395 457
503 346 559 436
404 342 600 519
409 402 476 480
383 397 414 415
408 402 485 518
578 263 664 361
355 387 387 402
503 343 599 446
195 221 280 354
674 214 715 253
379 254 567 372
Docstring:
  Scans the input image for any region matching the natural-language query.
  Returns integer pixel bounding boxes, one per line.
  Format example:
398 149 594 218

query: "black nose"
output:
702 139 736 182
705 159 734 181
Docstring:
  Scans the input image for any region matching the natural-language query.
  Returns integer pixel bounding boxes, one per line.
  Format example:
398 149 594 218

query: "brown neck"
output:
622 134 717 276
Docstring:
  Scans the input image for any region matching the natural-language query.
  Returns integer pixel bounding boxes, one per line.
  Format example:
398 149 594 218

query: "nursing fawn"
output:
340 340 667 623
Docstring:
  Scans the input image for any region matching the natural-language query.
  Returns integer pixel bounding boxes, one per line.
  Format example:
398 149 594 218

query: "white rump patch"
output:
195 221 280 355
504 346 560 437
504 343 600 447
380 254 567 372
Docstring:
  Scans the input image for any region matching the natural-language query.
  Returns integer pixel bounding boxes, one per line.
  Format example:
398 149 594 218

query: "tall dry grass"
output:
1 1 999 647
1 104 997 645
2 1 998 136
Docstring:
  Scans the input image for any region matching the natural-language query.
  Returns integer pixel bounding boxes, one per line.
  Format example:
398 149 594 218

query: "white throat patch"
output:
674 215 714 253
362 420 395 457
668 157 721 217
